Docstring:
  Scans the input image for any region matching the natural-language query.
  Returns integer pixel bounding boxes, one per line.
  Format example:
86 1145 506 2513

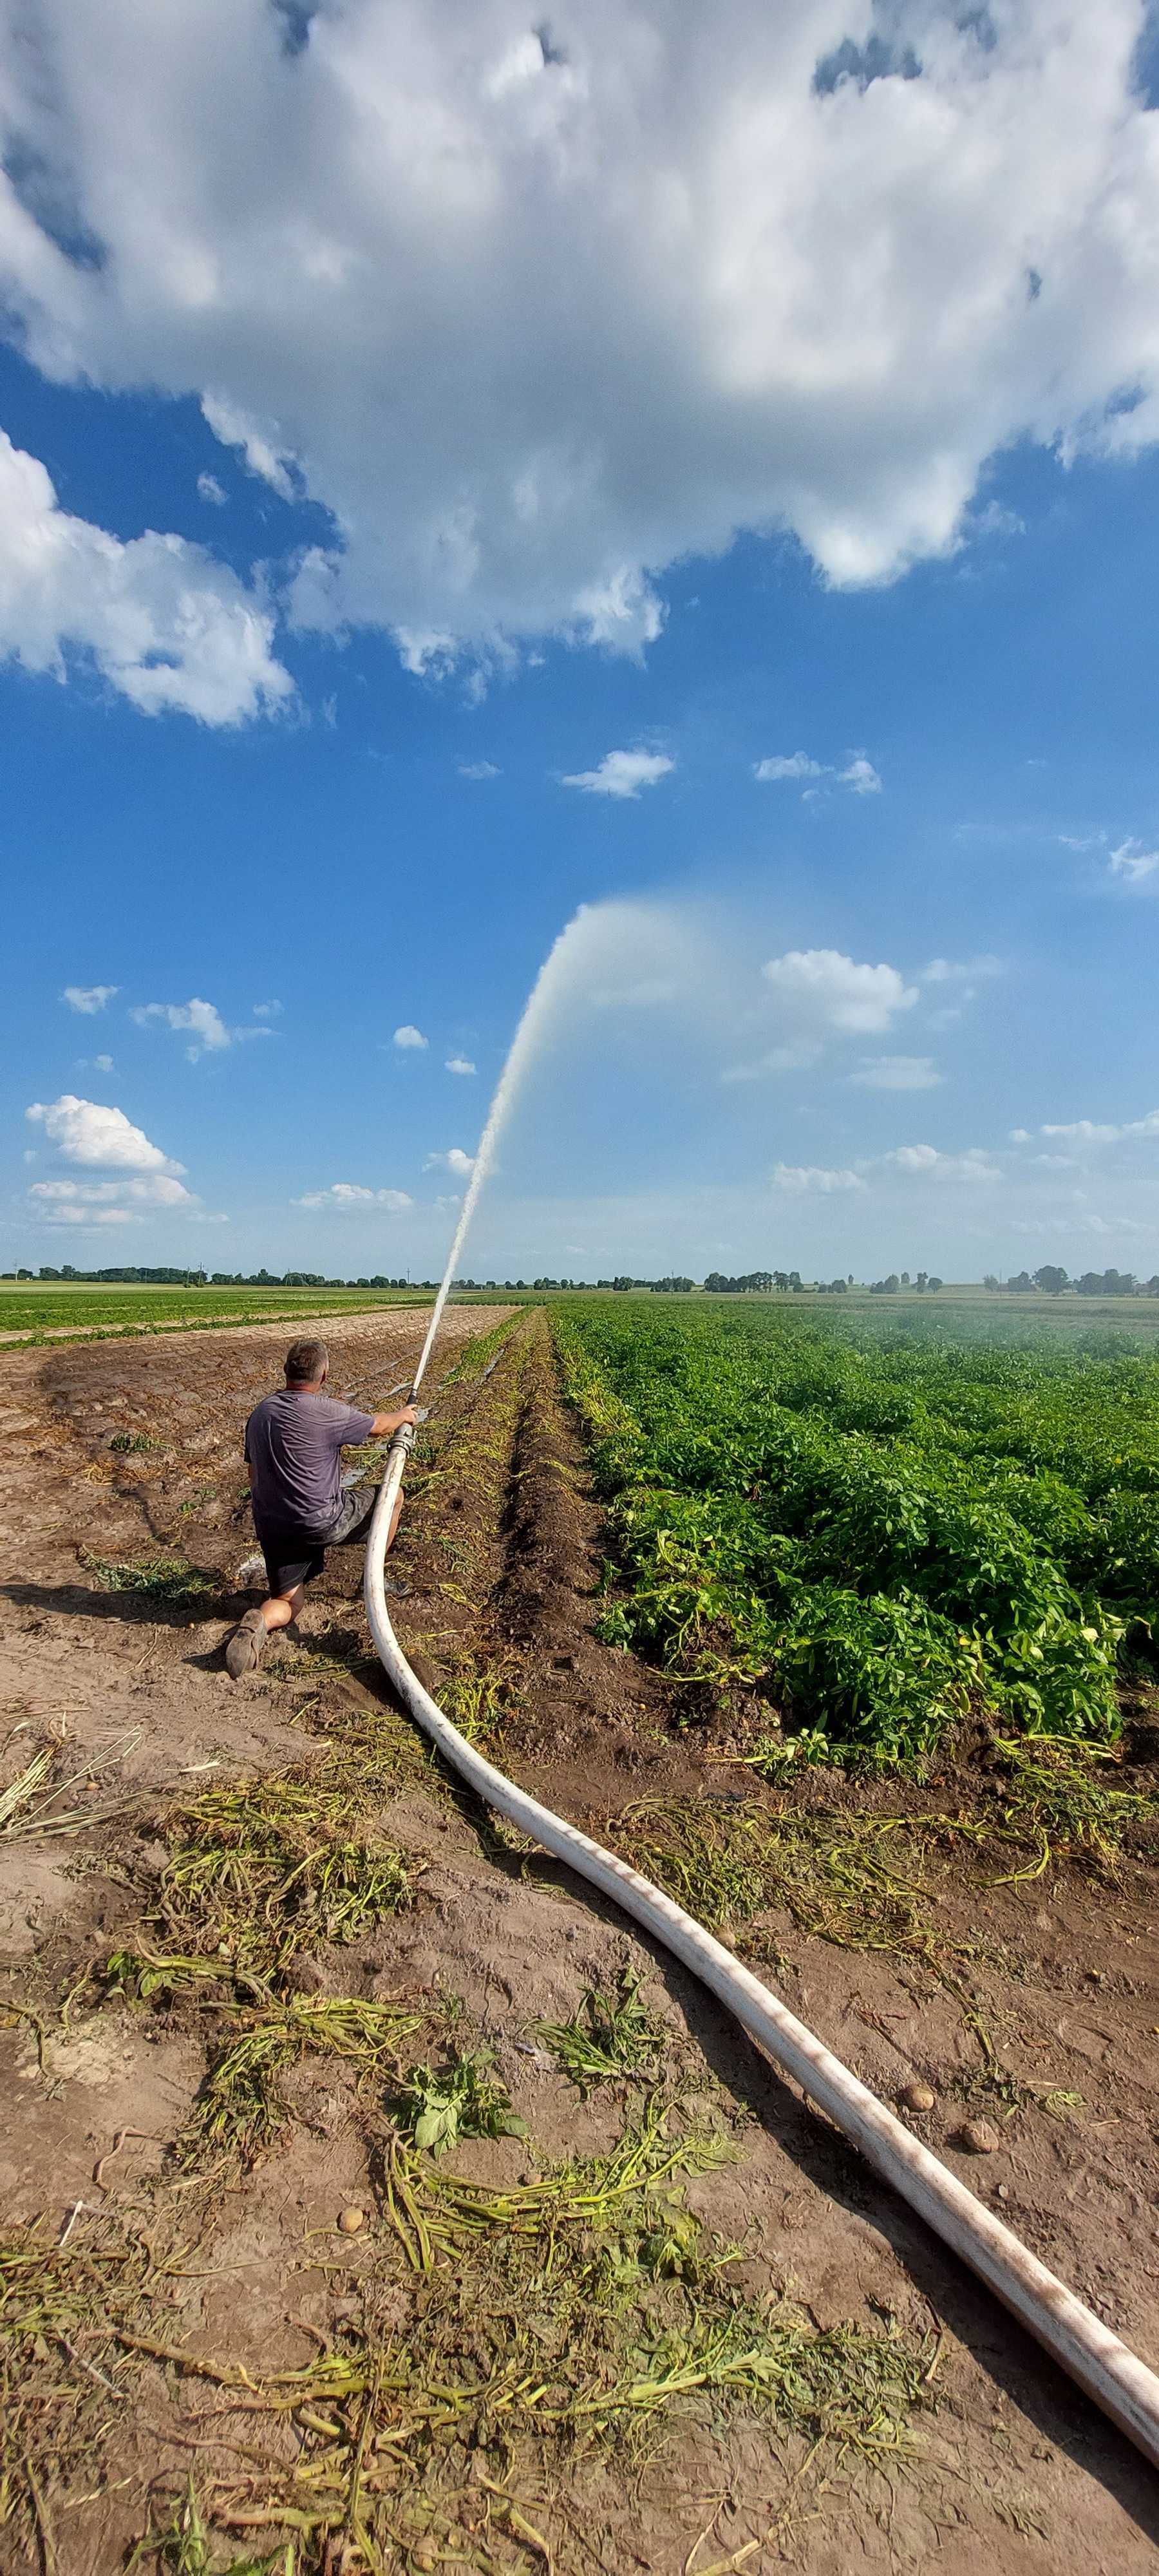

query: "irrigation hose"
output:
364 1417 1159 2477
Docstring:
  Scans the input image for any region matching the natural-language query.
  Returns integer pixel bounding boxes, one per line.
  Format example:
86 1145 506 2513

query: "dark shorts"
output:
258 1482 379 1597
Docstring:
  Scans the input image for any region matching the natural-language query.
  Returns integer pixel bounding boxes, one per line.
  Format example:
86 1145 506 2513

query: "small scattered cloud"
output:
294 1182 413 1211
26 1094 184 1174
772 1162 866 1194
838 753 881 796
62 984 117 1014
393 1024 428 1050
761 949 916 1036
921 956 1003 985
131 997 267 1061
458 761 500 781
753 753 826 782
94 1053 113 1072
560 748 674 799
722 1041 821 1082
881 1143 1001 1184
197 471 226 505
252 999 283 1019
445 1056 476 1075
1058 831 1107 852
754 750 880 795
1039 1109 1159 1146
424 1146 475 1177
1109 838 1159 886
851 1054 944 1092
1009 1128 1033 1143
969 498 1026 540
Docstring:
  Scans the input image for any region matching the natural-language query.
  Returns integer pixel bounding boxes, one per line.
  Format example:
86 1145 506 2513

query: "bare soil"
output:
0 1307 1157 2573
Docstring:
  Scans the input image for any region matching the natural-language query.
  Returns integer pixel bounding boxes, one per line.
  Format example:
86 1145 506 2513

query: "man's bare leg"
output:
259 1584 305 1633
226 1582 303 1678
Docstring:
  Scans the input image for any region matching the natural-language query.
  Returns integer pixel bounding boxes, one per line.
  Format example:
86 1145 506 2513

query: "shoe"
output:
226 1606 269 1679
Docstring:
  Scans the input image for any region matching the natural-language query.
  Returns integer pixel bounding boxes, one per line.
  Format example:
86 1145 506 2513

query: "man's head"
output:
285 1338 329 1389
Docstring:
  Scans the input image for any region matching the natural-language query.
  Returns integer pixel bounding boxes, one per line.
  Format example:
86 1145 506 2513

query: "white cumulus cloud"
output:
425 1147 476 1177
458 761 500 781
1 5 1159 676
0 431 291 724
393 1024 428 1050
62 983 117 1014
561 749 674 799
294 1182 413 1211
761 949 916 1036
772 1162 865 1194
851 1054 944 1091
26 1094 184 1173
445 1056 476 1075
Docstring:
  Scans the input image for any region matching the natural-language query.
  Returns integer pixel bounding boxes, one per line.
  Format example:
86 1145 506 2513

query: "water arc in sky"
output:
410 898 674 1391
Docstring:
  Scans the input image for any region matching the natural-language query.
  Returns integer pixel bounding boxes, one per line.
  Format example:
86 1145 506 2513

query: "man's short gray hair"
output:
285 1338 329 1385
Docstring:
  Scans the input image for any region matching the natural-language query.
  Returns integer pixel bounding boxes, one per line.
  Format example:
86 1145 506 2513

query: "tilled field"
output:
0 1307 1157 2573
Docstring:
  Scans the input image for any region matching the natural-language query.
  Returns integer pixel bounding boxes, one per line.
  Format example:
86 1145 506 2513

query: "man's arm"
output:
367 1405 420 1437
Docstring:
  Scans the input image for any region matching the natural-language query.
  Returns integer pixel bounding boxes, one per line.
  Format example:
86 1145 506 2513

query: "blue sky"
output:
3 1 1159 1283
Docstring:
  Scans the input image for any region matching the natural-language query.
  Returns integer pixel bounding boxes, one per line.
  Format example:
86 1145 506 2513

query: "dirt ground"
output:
1 1305 1157 2574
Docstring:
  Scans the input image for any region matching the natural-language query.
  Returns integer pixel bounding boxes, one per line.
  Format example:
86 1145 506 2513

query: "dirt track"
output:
1 1307 1158 2573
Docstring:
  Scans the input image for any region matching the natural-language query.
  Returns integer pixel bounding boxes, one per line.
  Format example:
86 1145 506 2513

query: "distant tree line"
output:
6 1262 952 1296
37 1262 1159 1299
704 1269 804 1293
983 1267 1159 1296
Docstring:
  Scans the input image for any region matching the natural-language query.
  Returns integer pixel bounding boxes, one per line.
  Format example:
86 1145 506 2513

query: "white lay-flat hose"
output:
364 1420 1159 2476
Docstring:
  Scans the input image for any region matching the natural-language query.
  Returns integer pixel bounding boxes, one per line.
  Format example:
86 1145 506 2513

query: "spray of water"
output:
410 898 688 1395
410 906 591 1392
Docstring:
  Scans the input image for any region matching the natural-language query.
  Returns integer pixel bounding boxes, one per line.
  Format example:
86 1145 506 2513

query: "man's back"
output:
245 1387 375 1538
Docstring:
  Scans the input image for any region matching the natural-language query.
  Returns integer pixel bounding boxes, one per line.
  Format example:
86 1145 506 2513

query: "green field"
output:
0 1281 435 1349
554 1297 1159 1766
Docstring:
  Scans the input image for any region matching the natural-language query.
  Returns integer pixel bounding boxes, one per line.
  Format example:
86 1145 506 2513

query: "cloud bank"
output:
5 1 1159 680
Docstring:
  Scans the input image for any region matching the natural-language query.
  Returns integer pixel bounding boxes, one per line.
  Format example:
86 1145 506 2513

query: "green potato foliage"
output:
554 1300 1158 1762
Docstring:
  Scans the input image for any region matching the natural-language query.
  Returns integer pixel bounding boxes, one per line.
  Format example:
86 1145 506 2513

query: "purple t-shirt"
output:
245 1388 375 1539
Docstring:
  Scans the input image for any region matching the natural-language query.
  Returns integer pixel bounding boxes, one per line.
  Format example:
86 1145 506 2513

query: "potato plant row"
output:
552 1301 1159 1763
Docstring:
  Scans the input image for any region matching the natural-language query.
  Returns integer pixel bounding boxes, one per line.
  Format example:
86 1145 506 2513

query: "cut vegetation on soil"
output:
0 1299 1157 2573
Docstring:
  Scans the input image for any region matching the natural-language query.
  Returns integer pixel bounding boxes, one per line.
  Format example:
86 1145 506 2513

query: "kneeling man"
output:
226 1336 418 1678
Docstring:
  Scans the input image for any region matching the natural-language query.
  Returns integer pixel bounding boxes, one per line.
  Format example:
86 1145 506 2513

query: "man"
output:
225 1337 419 1678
